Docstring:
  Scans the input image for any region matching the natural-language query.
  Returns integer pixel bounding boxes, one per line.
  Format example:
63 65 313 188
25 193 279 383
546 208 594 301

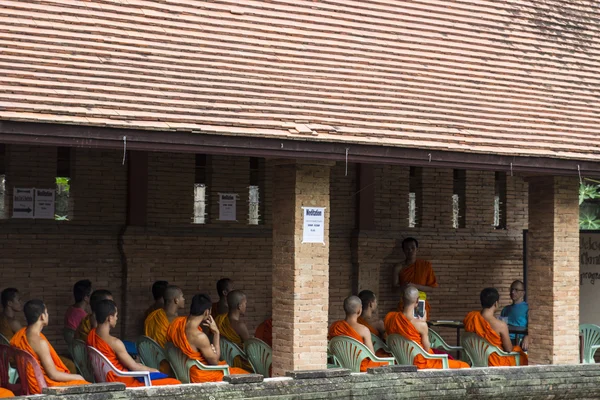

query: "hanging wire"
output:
122 136 127 165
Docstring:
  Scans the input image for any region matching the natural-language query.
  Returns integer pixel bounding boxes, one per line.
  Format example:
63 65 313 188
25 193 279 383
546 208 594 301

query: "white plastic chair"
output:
87 346 151 386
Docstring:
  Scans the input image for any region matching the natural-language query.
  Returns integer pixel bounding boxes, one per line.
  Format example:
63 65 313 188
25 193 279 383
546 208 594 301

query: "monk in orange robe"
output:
328 296 389 372
0 389 13 398
255 317 272 347
10 300 88 394
385 286 469 369
357 290 385 338
211 278 233 318
393 238 438 319
87 299 180 387
0 288 22 340
75 289 113 342
463 288 528 366
215 290 252 371
143 280 169 321
166 293 249 382
144 286 185 347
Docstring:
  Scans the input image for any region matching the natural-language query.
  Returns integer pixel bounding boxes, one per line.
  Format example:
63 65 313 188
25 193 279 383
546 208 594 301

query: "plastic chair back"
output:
220 337 250 370
580 324 600 364
387 333 449 369
244 338 272 377
87 346 151 386
371 334 390 354
63 328 75 347
164 342 229 383
71 339 95 383
0 345 20 395
428 329 463 352
328 335 394 373
12 347 47 395
461 332 520 367
136 336 167 370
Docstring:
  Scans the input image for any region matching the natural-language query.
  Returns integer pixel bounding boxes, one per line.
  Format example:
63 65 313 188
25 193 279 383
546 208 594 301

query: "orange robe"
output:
328 320 387 372
166 316 249 382
86 328 180 387
0 389 13 398
397 259 438 319
463 311 528 366
255 318 272 347
215 314 252 371
384 312 469 369
357 316 380 336
10 328 89 394
75 314 92 342
144 309 170 348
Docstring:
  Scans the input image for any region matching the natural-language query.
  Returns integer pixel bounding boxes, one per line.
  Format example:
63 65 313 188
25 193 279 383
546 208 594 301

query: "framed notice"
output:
218 193 237 221
302 207 325 244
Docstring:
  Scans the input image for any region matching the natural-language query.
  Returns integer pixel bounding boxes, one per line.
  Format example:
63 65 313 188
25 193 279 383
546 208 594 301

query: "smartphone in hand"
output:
414 299 425 319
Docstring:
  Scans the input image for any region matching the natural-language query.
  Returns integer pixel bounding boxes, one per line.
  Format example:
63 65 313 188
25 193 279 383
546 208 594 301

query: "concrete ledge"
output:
223 373 264 384
367 364 417 374
285 368 351 379
42 382 126 395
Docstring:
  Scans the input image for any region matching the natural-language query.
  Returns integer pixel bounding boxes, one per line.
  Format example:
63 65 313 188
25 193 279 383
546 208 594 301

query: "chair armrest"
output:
495 349 521 366
422 353 449 369
187 360 231 376
439 344 463 352
371 355 395 365
114 370 151 386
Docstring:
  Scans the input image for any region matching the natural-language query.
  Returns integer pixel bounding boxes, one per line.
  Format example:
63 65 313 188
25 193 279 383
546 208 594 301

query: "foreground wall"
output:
0 145 528 353
25 364 600 400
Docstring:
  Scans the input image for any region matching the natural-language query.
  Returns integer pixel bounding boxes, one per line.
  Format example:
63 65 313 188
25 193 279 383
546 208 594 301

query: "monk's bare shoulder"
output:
353 322 371 338
487 317 505 336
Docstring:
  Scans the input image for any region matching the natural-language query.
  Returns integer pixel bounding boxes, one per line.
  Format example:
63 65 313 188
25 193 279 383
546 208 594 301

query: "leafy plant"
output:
580 180 600 230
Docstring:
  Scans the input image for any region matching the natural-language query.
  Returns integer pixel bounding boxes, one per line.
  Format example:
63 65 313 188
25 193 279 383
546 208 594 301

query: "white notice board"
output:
12 188 34 218
580 232 600 324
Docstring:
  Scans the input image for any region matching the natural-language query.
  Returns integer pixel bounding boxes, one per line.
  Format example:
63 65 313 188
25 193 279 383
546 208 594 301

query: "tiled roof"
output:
1 0 600 161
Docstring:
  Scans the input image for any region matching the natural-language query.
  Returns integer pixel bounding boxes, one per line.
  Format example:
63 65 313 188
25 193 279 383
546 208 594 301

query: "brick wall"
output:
0 144 530 355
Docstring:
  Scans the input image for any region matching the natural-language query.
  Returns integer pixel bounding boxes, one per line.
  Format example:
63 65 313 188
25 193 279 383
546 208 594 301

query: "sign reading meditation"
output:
302 207 325 244
580 232 600 324
218 193 237 221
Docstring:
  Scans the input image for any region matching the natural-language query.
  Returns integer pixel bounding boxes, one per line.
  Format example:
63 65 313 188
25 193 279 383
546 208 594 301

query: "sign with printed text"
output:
34 188 56 219
302 207 325 244
218 193 237 221
12 188 34 218
580 232 600 324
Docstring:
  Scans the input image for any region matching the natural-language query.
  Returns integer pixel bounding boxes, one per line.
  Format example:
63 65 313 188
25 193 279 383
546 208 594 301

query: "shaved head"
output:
403 285 419 306
227 290 246 310
343 296 362 316
164 285 182 302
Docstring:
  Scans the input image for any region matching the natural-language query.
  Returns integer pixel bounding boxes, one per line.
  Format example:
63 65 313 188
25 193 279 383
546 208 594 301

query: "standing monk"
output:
144 285 185 347
393 237 438 319
166 294 249 382
329 296 389 372
385 286 469 369
10 300 88 394
87 300 180 387
215 290 252 371
0 288 22 340
64 280 92 331
211 278 233 318
463 288 528 366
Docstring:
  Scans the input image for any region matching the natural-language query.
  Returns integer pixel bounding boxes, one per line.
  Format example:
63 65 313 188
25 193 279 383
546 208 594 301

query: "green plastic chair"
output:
244 338 272 377
460 332 520 367
327 348 340 369
387 333 449 369
71 339 95 382
136 336 167 370
580 324 600 364
328 336 394 373
371 334 391 354
63 328 75 346
220 337 253 372
165 342 229 383
428 329 462 353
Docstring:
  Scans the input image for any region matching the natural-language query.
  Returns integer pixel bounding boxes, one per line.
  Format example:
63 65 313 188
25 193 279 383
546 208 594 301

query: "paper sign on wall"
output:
12 188 34 218
218 193 237 221
580 232 600 324
34 189 56 219
302 207 325 244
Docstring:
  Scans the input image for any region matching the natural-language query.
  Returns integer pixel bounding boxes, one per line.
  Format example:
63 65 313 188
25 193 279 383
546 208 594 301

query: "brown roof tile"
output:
1 0 600 160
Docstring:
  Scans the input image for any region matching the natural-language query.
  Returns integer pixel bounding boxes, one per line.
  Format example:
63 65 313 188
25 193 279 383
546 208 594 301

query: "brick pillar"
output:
527 176 579 364
271 160 331 375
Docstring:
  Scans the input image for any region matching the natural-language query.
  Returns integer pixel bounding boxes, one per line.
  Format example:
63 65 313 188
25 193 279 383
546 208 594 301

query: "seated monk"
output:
384 286 469 369
0 389 13 398
214 290 252 371
328 296 388 372
166 294 249 382
75 289 113 342
358 290 385 338
144 285 185 347
255 317 272 347
0 288 22 340
393 237 438 320
143 280 169 321
463 287 528 366
64 280 92 331
10 300 88 394
87 299 180 387
211 278 233 318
